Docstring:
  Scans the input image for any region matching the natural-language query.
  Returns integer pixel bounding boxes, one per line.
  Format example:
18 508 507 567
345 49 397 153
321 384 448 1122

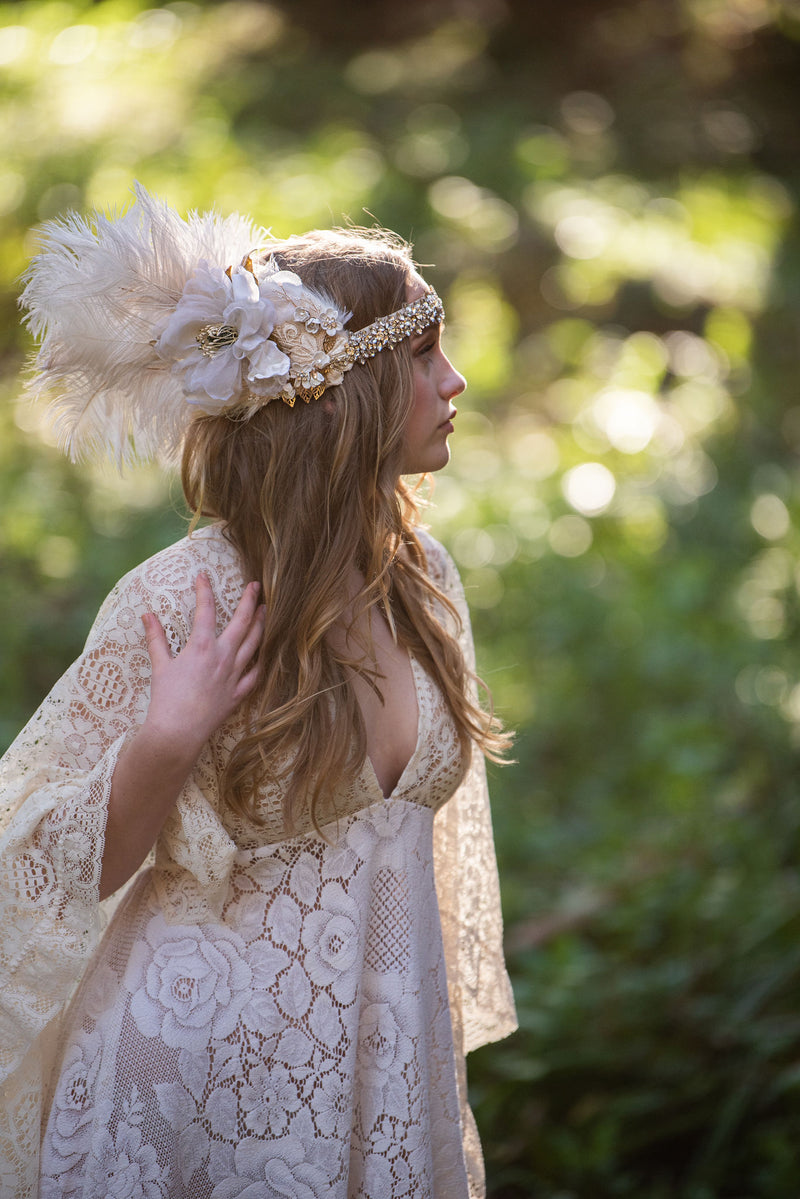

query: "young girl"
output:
0 186 516 1198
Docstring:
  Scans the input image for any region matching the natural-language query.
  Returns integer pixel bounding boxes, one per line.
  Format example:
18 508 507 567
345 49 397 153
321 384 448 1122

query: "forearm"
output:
98 576 263 900
99 722 206 900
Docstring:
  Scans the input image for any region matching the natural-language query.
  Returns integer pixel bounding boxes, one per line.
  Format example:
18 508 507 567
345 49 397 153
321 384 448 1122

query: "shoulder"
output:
134 524 245 610
413 527 473 647
412 527 479 671
88 524 245 652
415 527 462 600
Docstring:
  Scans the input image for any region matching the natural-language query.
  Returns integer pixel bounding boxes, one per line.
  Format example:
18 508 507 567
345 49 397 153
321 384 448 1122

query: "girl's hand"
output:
100 574 264 898
141 572 265 759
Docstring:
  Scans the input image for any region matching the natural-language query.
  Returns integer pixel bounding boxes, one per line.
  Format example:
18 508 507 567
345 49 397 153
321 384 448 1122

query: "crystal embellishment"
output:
339 291 445 367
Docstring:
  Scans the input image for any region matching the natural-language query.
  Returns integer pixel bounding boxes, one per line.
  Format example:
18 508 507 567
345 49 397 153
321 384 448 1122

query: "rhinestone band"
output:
338 290 444 367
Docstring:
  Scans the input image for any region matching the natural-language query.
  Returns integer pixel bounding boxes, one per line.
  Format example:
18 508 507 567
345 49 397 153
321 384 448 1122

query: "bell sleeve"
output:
424 532 517 1052
0 535 242 1190
421 532 516 1199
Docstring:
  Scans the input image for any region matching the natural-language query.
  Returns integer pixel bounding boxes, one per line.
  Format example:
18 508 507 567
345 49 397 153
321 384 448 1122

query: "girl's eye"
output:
416 339 435 356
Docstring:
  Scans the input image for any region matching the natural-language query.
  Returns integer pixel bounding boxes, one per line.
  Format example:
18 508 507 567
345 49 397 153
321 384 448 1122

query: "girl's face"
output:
400 274 466 476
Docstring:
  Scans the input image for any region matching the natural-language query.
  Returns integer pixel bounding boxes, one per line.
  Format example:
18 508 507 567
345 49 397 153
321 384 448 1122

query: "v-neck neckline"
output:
363 653 423 802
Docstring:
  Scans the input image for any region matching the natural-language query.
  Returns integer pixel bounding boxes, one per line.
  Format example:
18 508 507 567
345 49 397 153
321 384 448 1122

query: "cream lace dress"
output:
0 525 516 1199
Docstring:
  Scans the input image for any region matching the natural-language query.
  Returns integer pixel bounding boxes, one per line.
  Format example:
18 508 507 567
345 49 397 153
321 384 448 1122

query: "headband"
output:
18 183 444 464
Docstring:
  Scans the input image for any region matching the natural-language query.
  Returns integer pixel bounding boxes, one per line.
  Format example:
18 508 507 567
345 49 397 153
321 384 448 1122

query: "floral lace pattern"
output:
0 525 516 1198
39 798 467 1197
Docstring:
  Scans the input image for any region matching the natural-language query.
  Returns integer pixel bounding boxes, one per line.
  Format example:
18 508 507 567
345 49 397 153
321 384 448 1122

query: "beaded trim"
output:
284 289 444 406
339 290 445 367
195 290 444 408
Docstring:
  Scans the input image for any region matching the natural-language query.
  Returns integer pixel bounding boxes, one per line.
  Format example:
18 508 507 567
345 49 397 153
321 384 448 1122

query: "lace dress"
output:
0 525 516 1199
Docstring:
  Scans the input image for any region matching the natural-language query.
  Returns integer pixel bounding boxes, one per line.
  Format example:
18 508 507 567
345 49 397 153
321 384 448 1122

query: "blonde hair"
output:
181 228 509 828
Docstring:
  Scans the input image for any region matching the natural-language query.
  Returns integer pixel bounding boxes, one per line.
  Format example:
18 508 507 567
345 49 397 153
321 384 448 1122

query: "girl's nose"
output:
442 354 466 399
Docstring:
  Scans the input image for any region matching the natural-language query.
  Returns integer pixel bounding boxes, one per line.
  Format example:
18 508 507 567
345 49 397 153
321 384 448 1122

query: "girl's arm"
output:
99 572 264 899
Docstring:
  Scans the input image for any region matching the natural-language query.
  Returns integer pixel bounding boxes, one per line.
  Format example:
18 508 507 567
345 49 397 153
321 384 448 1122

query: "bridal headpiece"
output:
18 183 444 464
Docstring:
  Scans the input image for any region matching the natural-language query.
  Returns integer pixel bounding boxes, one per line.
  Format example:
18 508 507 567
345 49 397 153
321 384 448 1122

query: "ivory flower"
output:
155 261 290 411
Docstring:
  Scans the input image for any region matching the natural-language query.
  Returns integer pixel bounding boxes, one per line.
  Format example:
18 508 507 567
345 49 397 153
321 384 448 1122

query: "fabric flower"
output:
309 1068 351 1138
42 1036 101 1170
359 1002 401 1074
155 261 290 411
214 1111 336 1197
347 799 411 870
157 260 231 356
356 987 417 1127
240 1062 301 1137
155 255 353 410
58 825 95 881
128 915 251 1051
86 1120 164 1199
51 1044 98 1139
302 880 360 1003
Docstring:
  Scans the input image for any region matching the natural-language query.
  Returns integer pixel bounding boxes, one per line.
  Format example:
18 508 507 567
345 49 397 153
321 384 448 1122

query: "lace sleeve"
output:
422 531 518 1054
0 566 158 1186
0 532 242 1190
0 574 156 1086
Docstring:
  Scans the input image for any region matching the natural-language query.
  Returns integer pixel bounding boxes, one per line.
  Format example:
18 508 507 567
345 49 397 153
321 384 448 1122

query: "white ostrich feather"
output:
18 182 271 464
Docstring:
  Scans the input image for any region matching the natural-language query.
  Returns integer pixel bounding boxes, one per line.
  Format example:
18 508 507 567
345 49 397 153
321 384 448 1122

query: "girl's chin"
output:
401 453 451 476
401 436 453 476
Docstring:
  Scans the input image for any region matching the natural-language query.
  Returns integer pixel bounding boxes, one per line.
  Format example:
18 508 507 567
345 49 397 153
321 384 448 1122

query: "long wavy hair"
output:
181 228 509 829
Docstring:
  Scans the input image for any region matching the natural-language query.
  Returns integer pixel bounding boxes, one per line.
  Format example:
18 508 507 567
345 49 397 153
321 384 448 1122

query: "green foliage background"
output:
2 1 800 1193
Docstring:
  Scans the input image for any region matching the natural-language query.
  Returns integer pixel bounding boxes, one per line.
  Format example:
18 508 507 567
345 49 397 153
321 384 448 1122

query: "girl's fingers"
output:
191 572 218 637
234 661 263 702
191 574 258 651
161 577 265 702
142 612 170 668
234 605 266 672
224 580 261 640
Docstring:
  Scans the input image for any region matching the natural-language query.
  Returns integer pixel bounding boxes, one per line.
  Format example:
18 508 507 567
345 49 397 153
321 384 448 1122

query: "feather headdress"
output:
18 182 273 464
18 182 445 466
